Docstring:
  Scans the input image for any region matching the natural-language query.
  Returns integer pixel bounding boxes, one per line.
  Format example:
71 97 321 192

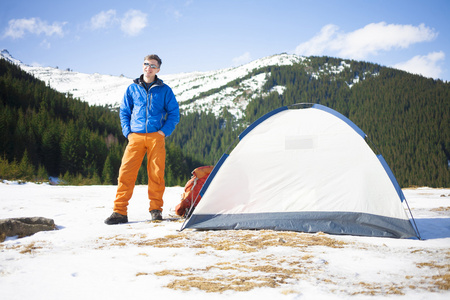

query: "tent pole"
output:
404 198 422 240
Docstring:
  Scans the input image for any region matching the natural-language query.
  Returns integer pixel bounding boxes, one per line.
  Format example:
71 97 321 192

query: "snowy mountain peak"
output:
1 49 24 65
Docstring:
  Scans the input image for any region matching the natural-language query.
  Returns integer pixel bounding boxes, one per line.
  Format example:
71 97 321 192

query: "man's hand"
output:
157 130 165 137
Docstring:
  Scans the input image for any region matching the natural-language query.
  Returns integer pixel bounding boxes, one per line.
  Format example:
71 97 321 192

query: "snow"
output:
20 66 132 108
1 49 22 65
269 85 287 95
165 53 302 103
180 72 270 119
1 183 449 300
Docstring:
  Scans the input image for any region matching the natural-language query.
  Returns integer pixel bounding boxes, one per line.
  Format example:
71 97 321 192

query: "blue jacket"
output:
120 75 180 138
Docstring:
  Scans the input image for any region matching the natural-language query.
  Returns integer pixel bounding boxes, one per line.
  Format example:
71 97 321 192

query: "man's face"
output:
143 59 160 77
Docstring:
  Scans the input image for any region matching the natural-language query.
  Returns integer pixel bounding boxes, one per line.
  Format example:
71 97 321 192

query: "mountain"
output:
1 50 369 119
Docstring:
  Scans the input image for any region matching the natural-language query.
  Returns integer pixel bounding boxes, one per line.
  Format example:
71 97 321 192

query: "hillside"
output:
1 50 449 187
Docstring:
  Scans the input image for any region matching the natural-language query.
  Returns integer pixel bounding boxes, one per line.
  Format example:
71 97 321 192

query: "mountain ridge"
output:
1 49 368 119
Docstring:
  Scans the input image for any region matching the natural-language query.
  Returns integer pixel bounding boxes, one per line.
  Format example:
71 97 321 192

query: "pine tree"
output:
18 150 34 181
102 155 114 185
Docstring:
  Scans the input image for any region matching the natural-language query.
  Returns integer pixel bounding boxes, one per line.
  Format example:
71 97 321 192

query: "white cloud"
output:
172 10 183 20
393 51 445 79
30 62 43 67
120 10 147 36
40 39 51 49
295 22 438 60
90 9 117 30
294 24 340 57
3 17 66 39
232 52 252 66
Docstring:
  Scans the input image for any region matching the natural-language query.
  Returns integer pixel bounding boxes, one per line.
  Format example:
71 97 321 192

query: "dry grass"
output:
350 281 405 296
92 229 450 295
0 240 50 254
431 206 450 212
96 230 347 254
151 259 309 293
417 260 450 291
132 230 347 252
101 230 344 293
432 273 450 290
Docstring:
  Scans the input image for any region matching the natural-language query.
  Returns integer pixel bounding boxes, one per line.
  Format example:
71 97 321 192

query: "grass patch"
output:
156 262 306 293
431 206 450 212
95 229 449 295
133 230 347 252
417 260 450 290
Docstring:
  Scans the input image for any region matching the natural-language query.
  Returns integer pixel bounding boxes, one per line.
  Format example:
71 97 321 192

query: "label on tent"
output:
285 136 315 150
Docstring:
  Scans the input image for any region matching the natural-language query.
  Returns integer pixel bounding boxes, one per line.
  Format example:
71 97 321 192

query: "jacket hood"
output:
133 75 163 87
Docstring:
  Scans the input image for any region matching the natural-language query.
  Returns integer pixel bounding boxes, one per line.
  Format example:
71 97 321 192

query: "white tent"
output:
181 104 419 239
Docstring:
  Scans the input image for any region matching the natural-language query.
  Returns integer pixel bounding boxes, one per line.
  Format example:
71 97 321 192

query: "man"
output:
105 54 180 225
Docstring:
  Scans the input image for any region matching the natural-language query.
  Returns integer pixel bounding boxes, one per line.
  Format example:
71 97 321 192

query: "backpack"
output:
175 166 214 217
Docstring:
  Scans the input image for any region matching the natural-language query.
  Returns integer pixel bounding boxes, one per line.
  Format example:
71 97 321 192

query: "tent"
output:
181 104 420 239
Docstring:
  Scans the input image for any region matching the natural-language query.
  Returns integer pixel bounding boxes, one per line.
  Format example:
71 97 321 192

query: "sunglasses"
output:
144 62 159 69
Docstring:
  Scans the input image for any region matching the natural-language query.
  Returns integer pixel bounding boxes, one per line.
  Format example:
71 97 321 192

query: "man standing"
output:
105 54 180 224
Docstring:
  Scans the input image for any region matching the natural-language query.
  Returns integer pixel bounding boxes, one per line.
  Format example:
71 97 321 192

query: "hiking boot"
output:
104 212 128 225
150 209 163 221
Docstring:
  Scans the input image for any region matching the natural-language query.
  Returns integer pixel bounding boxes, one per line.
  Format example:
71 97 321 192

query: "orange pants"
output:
113 132 166 215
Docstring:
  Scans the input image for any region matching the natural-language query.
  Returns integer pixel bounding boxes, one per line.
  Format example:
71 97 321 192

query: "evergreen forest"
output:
1 56 449 187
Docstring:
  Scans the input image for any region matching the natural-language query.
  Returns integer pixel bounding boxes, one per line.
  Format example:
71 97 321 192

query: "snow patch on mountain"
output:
166 53 304 103
2 49 131 107
22 66 132 108
180 72 270 119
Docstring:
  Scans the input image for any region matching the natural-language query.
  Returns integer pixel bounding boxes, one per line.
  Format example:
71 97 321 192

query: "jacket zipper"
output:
145 91 152 133
142 79 159 133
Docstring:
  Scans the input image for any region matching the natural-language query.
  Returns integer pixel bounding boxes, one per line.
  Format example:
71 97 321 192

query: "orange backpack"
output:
175 166 214 217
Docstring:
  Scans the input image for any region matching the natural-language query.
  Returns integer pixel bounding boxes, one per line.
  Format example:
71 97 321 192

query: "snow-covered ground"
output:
0 183 449 300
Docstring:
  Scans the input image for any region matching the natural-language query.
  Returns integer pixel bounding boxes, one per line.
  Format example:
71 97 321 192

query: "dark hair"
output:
144 54 162 67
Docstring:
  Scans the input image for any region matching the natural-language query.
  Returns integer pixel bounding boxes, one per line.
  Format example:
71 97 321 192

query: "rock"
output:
0 217 56 242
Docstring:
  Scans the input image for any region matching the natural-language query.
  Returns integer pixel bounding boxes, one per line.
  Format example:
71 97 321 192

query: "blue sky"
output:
1 0 449 81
